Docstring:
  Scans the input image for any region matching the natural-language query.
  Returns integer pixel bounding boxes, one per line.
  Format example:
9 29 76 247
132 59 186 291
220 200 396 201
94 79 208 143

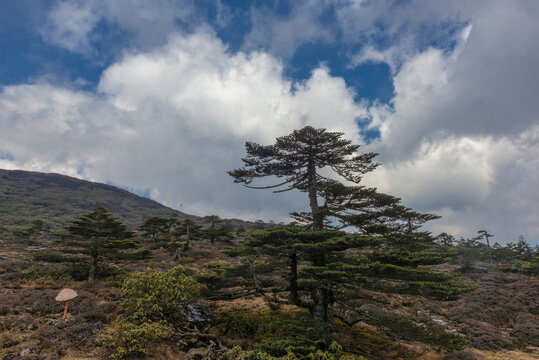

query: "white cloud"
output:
40 1 100 53
5 0 539 244
0 30 367 224
243 0 335 58
356 0 539 242
41 0 199 53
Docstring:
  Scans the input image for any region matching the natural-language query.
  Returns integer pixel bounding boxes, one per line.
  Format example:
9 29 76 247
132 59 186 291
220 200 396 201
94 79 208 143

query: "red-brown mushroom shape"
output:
55 288 78 320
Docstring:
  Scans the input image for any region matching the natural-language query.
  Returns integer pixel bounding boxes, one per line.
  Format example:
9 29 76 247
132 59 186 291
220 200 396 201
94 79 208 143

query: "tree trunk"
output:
289 251 299 306
485 235 493 263
311 287 333 322
88 256 97 282
307 159 323 231
310 254 333 322
88 238 98 282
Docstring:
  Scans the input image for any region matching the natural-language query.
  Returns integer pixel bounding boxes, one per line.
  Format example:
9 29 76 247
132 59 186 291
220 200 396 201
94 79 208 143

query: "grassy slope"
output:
0 169 190 231
1 234 538 359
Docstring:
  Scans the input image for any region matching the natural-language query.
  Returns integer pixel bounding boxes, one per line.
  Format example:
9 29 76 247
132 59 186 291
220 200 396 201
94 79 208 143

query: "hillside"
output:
0 169 190 230
0 229 538 359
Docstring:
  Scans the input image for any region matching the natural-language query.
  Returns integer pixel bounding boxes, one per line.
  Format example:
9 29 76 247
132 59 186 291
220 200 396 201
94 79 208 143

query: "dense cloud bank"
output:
1 0 538 243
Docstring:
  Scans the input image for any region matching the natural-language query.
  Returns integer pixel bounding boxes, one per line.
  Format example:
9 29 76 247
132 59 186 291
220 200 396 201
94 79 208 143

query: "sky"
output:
1 0 538 245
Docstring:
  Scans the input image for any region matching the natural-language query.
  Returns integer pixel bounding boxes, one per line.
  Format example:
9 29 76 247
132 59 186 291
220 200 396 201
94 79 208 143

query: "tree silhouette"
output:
477 230 494 263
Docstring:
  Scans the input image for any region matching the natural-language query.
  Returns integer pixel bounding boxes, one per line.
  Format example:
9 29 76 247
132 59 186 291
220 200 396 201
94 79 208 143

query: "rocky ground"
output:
0 236 538 360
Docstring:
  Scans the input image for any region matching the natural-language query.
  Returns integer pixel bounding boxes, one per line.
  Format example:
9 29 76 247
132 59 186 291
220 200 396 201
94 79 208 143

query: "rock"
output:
183 347 215 360
20 348 31 356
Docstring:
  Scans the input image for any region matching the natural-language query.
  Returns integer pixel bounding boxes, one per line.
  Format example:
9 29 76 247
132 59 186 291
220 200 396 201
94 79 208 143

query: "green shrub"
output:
512 253 539 275
98 317 173 360
219 342 365 360
67 262 123 281
215 310 343 358
408 281 478 300
372 313 466 351
22 267 72 281
100 265 200 359
113 249 154 260
365 263 454 282
120 265 200 324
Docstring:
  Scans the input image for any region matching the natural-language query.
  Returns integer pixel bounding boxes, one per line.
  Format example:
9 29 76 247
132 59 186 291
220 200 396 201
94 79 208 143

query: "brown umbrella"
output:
55 288 78 320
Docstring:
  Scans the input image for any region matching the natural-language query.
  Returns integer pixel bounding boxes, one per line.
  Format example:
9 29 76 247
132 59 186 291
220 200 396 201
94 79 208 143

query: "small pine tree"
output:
177 219 204 241
63 207 138 282
138 216 170 241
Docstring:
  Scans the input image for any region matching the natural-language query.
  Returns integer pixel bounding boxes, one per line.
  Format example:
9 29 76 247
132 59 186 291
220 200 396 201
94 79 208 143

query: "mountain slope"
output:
0 169 190 230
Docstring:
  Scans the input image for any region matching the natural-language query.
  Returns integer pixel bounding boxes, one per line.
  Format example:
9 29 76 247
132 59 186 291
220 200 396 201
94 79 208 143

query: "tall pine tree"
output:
229 126 448 322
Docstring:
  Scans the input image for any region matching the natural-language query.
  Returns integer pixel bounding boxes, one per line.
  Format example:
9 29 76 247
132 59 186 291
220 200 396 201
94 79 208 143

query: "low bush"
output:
111 249 154 260
99 317 173 360
67 262 123 281
213 310 362 359
100 265 200 359
408 281 478 300
22 267 72 281
219 342 365 360
372 313 466 351
512 253 539 275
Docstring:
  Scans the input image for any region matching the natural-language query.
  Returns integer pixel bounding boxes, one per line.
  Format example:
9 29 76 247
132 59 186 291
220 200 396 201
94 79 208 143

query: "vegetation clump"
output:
61 207 139 282
99 265 200 359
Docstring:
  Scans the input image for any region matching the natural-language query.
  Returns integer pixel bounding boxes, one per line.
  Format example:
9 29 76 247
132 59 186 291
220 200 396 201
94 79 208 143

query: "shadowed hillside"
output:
0 169 190 230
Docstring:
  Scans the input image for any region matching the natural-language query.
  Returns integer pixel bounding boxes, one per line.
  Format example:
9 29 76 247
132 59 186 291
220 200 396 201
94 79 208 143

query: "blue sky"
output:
1 0 538 244
0 1 395 105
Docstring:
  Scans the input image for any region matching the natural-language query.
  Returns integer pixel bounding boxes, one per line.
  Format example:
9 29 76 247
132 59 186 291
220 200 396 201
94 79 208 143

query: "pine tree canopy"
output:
228 126 378 191
63 207 138 281
229 126 379 231
67 207 134 240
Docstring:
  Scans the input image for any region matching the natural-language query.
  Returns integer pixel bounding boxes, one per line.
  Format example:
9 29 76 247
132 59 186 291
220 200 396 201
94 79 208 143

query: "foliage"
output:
407 281 478 300
61 207 140 281
177 218 204 240
120 265 200 324
219 342 365 360
226 227 472 325
137 216 170 240
511 252 539 275
214 310 364 359
368 250 446 266
22 262 124 282
22 266 73 281
112 249 154 260
67 261 124 281
204 215 233 243
15 219 51 240
99 317 173 360
100 265 200 359
229 126 379 231
372 313 466 351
